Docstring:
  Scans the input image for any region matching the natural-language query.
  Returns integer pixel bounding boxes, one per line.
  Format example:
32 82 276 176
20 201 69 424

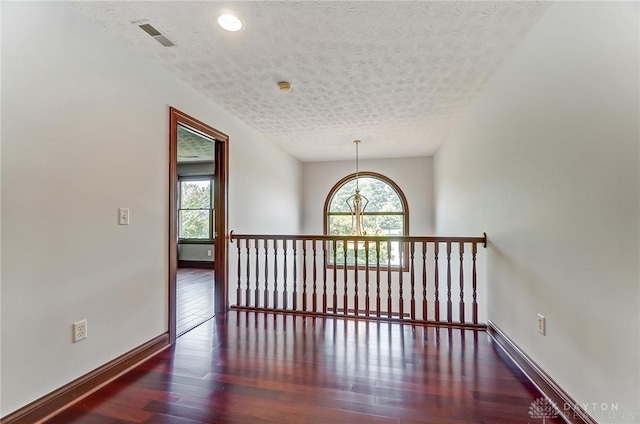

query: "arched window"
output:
324 172 409 268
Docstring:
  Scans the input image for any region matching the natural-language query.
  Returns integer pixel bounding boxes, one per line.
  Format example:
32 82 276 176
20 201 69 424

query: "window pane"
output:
180 180 211 209
328 215 352 235
179 210 210 239
329 180 357 212
362 215 403 235
329 177 402 213
329 214 403 237
327 241 403 266
359 178 402 212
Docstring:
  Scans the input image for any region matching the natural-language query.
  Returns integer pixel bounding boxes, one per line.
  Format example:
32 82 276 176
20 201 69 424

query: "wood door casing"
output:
169 107 229 343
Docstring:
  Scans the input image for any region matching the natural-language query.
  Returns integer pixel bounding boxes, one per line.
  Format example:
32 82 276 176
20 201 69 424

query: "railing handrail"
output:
230 231 487 247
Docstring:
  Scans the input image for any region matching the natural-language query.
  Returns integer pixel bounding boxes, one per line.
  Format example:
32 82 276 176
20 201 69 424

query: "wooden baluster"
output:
273 239 278 309
472 242 478 324
302 240 307 312
313 240 317 312
422 241 427 321
446 242 452 323
354 241 359 316
236 239 242 306
410 242 415 320
264 239 269 308
434 242 440 322
365 242 370 316
343 239 348 314
293 240 298 311
283 239 288 310
226 234 485 321
387 240 392 319
245 239 251 307
255 238 260 308
322 240 328 313
376 241 381 317
332 239 337 314
398 242 404 320
459 242 465 324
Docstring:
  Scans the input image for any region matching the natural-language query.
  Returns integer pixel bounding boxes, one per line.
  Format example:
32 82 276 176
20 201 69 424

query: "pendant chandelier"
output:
346 140 369 237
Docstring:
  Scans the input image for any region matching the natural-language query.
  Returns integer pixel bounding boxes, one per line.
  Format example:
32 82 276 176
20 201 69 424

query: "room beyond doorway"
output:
176 268 215 336
169 107 229 343
175 124 216 336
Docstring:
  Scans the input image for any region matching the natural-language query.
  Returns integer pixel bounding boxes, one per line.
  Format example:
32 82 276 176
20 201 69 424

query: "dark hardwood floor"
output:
46 311 565 423
177 268 215 336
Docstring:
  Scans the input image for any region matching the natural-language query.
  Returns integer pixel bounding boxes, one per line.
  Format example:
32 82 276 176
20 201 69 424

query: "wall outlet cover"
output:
537 314 545 335
73 319 88 342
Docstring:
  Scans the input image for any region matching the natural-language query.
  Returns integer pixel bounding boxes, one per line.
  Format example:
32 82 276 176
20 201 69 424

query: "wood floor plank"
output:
142 414 201 424
47 311 567 423
176 268 214 335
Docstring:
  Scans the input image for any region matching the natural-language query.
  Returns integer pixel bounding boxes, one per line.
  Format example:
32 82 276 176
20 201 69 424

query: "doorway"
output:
169 108 228 342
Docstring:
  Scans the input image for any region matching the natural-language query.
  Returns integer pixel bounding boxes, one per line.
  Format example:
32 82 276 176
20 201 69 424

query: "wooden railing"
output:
229 232 487 328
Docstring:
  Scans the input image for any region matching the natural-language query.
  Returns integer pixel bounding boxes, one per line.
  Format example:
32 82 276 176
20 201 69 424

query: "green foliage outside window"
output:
179 179 213 239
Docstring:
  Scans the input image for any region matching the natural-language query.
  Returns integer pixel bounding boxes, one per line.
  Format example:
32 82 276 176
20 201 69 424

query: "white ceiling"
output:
70 1 548 162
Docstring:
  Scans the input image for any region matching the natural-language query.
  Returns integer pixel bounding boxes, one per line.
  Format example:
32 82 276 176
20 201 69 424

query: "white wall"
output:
177 162 214 176
178 244 214 262
434 2 639 421
302 157 434 235
1 2 301 416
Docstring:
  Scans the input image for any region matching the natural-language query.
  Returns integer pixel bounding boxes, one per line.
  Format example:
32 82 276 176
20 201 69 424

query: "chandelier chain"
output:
354 140 360 191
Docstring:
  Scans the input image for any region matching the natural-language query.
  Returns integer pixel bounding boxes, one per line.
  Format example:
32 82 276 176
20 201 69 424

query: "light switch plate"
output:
119 208 130 225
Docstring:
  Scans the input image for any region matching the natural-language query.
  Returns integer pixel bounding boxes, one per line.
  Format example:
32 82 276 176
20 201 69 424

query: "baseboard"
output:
1 333 170 424
487 321 597 424
178 260 215 269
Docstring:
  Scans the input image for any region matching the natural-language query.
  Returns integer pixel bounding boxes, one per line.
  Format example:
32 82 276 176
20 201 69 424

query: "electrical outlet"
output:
537 314 545 335
118 208 130 225
73 319 87 342
207 249 212 257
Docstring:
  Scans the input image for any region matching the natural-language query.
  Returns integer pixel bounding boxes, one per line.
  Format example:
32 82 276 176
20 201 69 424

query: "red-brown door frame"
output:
169 107 229 343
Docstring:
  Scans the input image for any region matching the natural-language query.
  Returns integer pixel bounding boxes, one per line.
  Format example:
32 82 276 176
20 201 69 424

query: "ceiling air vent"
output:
138 23 174 47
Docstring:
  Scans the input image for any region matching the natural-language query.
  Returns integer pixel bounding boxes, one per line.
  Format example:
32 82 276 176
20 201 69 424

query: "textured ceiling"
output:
70 1 548 162
177 126 214 163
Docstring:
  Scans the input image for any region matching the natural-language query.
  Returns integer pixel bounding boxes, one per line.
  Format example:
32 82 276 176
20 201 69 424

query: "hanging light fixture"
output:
346 140 369 237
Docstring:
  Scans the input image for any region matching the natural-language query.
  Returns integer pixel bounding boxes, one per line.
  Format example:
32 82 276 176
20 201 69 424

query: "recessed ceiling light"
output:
217 14 243 32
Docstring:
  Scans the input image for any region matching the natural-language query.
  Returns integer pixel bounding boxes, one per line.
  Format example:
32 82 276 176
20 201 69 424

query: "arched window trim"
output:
323 171 409 270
